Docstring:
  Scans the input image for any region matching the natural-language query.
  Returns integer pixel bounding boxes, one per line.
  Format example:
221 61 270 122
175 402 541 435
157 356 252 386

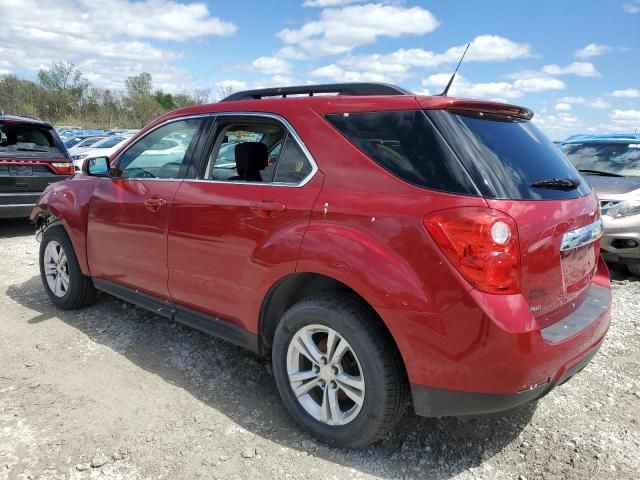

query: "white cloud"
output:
303 0 364 6
324 35 531 82
611 109 640 121
558 96 586 104
610 88 640 98
215 79 248 91
589 98 610 109
0 0 236 89
574 43 612 58
310 64 391 83
421 74 523 100
558 96 611 109
250 56 292 75
623 1 640 13
541 62 600 77
512 76 565 92
610 108 640 130
555 102 572 111
277 4 439 58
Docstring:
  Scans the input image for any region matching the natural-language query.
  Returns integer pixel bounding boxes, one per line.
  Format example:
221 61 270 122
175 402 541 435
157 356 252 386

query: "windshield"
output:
427 110 591 200
0 123 64 157
562 143 640 177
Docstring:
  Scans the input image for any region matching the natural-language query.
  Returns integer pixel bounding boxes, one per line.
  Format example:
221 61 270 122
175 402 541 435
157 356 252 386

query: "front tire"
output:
39 225 97 310
272 293 408 448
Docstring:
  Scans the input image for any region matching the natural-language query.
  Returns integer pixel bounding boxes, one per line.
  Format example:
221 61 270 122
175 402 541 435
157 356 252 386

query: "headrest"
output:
234 142 268 179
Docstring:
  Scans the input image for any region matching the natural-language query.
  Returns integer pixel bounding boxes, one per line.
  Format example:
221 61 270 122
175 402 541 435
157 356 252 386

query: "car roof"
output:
561 133 640 144
0 113 53 128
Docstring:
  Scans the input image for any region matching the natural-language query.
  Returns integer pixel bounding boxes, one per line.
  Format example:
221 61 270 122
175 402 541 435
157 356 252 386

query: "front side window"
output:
203 118 313 184
115 118 202 179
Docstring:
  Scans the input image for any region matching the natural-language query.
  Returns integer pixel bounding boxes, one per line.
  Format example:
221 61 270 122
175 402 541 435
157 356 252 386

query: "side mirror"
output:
84 156 111 177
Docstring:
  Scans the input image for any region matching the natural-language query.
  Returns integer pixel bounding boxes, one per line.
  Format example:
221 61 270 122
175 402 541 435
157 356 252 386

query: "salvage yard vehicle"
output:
561 134 640 277
1 114 74 218
31 83 612 448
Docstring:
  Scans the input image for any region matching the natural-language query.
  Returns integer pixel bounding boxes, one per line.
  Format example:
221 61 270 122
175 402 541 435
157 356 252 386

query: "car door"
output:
87 116 208 299
167 113 323 333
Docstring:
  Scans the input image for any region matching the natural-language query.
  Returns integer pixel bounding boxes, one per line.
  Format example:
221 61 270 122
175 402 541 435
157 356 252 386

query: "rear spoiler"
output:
419 98 534 120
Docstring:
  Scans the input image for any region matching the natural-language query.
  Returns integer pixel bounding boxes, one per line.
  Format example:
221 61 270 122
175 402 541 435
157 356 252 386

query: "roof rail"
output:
221 82 412 102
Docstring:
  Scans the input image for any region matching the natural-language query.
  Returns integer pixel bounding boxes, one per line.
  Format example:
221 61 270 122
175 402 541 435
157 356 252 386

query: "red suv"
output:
31 83 612 448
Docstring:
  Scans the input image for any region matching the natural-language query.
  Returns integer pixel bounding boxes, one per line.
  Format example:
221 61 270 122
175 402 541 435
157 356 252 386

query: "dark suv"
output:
31 83 611 448
1 115 73 218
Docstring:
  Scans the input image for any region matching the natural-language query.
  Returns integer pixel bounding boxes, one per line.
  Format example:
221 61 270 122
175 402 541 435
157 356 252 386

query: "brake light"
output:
50 162 75 175
423 207 521 294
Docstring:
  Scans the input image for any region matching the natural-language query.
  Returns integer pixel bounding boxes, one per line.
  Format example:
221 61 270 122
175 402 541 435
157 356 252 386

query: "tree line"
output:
0 61 215 128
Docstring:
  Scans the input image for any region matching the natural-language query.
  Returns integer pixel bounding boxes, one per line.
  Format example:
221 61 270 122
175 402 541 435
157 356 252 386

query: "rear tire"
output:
272 293 408 448
39 225 97 310
627 262 640 278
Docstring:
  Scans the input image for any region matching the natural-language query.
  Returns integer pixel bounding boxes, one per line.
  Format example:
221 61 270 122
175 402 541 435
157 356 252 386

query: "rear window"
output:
562 143 640 177
325 110 477 195
427 110 591 200
0 123 63 157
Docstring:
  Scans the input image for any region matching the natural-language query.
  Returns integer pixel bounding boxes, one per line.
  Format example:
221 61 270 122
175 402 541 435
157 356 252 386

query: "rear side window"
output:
325 110 477 195
0 123 63 157
274 136 313 184
427 111 592 200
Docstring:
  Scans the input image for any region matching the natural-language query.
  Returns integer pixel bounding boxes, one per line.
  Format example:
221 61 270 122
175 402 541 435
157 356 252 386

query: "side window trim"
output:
190 112 318 188
111 114 212 180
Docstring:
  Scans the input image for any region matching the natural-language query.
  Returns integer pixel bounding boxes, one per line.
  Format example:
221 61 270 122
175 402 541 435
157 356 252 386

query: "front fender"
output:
31 176 101 276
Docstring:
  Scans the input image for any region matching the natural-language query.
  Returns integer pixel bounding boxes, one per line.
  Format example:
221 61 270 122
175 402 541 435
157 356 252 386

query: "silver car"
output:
562 135 640 276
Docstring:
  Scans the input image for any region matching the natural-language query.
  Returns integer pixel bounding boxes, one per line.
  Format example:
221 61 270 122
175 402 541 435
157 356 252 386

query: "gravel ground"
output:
1 218 639 480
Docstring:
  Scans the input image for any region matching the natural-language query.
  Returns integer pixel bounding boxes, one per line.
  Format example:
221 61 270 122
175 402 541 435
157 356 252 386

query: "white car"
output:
67 136 108 155
71 136 130 170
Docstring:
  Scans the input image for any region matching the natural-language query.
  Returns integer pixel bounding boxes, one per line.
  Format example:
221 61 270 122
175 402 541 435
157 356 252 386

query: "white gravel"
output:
1 218 639 479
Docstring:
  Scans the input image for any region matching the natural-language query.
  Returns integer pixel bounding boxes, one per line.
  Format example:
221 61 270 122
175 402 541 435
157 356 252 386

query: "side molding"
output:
93 279 260 353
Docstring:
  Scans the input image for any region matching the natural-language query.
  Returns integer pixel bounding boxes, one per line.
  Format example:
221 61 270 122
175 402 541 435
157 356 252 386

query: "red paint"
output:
31 93 612 397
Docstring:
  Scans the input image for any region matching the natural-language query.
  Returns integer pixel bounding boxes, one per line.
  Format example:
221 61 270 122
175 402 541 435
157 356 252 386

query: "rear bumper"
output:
378 258 612 418
411 336 603 417
0 192 41 218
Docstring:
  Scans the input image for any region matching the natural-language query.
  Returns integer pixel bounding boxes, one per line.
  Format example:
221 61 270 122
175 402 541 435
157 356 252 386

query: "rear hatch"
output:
425 104 600 321
0 119 73 194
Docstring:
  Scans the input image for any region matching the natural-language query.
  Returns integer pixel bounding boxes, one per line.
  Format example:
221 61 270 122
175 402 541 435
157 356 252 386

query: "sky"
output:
0 0 638 140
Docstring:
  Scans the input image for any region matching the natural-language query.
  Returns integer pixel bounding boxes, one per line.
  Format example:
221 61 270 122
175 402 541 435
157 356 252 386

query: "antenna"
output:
438 42 471 97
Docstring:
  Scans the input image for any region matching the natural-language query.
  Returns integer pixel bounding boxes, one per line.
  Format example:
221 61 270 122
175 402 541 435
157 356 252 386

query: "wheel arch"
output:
258 273 408 383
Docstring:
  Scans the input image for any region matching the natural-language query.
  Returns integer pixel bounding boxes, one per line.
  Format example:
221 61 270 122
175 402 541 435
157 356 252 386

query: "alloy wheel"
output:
286 324 365 426
43 240 69 298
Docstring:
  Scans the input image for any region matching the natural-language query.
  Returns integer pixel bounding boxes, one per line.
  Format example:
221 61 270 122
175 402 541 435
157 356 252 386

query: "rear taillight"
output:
50 162 75 175
423 207 521 294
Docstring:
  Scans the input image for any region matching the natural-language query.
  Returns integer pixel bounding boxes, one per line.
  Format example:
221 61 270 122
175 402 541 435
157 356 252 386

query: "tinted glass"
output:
274 136 312 183
116 118 202 179
325 110 477 195
563 143 640 177
428 110 591 200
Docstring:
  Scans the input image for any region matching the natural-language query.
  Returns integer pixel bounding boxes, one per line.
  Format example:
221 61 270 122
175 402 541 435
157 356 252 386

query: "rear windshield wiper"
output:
578 169 624 177
530 177 581 191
